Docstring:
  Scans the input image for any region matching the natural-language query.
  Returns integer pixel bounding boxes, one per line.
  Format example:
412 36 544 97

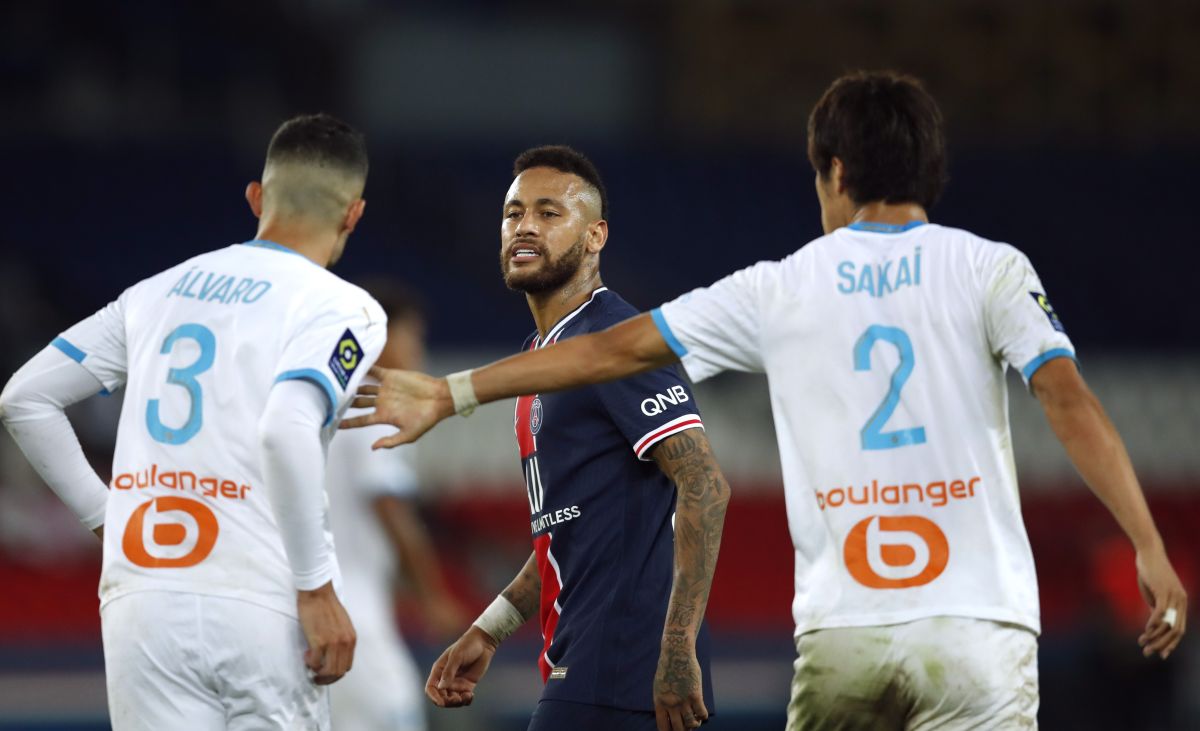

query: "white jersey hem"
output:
794 606 1040 639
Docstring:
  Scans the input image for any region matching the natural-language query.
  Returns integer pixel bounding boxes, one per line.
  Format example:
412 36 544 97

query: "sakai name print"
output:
328 328 363 388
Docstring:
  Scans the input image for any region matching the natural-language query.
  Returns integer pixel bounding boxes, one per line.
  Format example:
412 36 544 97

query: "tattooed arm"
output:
426 553 541 708
651 429 731 731
501 551 542 621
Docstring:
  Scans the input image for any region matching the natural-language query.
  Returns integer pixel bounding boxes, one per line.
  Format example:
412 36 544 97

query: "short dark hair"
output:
266 113 369 179
807 71 947 210
513 145 609 220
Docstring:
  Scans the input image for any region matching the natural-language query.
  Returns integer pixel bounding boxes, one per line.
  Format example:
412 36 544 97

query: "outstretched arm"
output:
343 313 675 447
1031 357 1187 658
426 551 541 708
650 430 730 731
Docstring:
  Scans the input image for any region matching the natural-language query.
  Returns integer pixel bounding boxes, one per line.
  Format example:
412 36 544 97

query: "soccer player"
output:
347 73 1188 729
420 146 730 731
0 114 386 730
326 283 469 731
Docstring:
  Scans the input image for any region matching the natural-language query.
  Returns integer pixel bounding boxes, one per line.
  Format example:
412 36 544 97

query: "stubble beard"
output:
501 235 587 294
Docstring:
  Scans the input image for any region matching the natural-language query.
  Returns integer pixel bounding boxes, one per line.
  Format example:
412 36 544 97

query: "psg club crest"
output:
530 397 543 435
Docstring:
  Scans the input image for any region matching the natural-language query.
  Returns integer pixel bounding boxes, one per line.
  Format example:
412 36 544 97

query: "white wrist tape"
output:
472 595 525 643
446 369 479 417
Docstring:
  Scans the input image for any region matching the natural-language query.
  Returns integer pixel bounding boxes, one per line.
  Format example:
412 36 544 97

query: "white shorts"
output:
788 616 1038 731
329 617 426 731
101 591 330 731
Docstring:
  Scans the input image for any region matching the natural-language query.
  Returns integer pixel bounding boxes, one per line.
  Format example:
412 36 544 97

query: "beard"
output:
501 235 586 294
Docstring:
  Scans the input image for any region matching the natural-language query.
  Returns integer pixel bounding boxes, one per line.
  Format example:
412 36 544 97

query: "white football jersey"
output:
655 222 1075 636
56 240 386 617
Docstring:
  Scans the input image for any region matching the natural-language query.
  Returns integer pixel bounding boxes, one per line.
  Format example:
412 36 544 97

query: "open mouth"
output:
510 246 542 261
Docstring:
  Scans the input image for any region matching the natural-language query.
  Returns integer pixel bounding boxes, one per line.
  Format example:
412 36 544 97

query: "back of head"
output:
262 113 369 224
513 145 609 221
807 71 947 210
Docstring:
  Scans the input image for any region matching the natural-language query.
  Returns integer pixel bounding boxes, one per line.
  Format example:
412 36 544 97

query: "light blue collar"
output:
242 239 307 258
846 220 927 234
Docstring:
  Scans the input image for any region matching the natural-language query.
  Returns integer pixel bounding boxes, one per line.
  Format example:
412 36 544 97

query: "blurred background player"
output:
0 114 384 730
421 146 730 731
349 73 1189 730
326 281 469 731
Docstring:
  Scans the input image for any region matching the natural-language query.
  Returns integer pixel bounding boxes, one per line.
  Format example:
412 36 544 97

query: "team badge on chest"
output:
530 397 543 435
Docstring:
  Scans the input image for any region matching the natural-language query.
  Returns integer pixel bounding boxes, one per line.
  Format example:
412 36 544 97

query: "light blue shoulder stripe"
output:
1021 348 1077 382
650 308 688 358
51 336 86 363
275 368 338 427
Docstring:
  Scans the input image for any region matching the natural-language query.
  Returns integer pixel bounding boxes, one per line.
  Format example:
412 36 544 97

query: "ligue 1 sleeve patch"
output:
1029 292 1066 333
328 328 363 389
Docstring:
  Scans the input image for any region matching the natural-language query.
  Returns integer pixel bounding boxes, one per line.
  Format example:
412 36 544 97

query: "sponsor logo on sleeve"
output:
328 328 363 389
640 385 691 416
1029 292 1066 333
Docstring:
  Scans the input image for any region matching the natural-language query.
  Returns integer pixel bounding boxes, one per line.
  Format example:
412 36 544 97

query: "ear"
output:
245 182 264 219
586 219 608 254
830 157 848 195
343 198 367 234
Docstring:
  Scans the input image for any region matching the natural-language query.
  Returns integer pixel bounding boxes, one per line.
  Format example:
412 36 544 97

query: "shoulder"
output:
585 288 640 329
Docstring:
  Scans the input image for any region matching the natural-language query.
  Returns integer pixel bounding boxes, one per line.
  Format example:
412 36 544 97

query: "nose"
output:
514 209 539 238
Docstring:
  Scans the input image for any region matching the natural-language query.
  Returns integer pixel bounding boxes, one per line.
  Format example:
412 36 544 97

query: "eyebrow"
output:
505 197 562 208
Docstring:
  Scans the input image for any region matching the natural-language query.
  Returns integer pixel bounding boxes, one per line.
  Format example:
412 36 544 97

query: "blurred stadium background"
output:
2 1 1199 729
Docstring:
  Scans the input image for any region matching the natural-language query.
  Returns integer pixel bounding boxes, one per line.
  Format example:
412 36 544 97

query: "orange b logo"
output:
844 515 948 589
122 497 219 568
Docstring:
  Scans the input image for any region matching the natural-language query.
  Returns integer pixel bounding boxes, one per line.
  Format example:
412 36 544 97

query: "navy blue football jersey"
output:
513 287 715 712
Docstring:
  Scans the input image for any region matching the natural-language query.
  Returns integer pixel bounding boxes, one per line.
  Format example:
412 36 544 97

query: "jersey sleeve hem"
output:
274 369 338 426
51 336 87 364
650 308 688 358
633 413 705 460
1020 348 1077 384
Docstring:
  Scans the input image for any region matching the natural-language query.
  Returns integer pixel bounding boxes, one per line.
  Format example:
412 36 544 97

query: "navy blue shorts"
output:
527 699 659 731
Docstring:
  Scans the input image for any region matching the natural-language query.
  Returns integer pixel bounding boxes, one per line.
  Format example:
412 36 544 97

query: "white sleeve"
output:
272 294 387 426
259 378 335 591
54 290 130 393
982 244 1077 385
652 262 769 382
0 346 111 529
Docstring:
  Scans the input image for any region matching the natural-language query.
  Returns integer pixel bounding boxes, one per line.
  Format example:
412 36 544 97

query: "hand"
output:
425 625 498 708
1135 546 1188 659
297 581 357 685
340 366 455 449
654 631 708 730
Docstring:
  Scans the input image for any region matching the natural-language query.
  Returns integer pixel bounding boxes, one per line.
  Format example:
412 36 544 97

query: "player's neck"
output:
848 201 929 229
526 269 605 339
253 222 337 268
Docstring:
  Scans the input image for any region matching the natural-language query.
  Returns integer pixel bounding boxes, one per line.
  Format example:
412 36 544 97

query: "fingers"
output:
312 631 356 685
656 699 705 731
339 412 381 429
1139 593 1188 659
357 384 380 397
371 431 413 450
368 365 389 380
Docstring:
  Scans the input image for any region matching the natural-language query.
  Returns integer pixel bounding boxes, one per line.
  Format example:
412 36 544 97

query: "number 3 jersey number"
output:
146 323 216 445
